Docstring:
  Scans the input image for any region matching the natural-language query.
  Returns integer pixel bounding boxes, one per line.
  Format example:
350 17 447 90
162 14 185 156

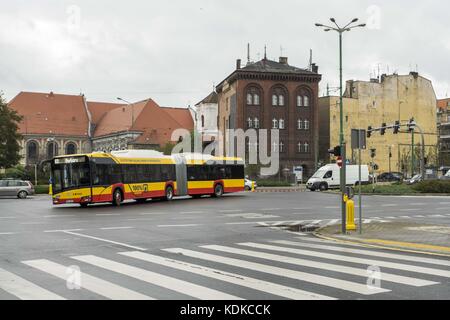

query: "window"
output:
47 142 58 159
304 95 309 107
27 141 38 162
247 93 253 105
201 115 205 128
247 117 253 128
297 95 303 107
304 142 309 153
272 94 278 106
297 119 303 130
279 118 285 129
278 95 285 106
272 118 278 129
65 142 77 155
254 117 259 129
297 142 302 153
253 94 260 105
246 87 261 106
323 170 332 179
304 120 309 130
279 141 284 153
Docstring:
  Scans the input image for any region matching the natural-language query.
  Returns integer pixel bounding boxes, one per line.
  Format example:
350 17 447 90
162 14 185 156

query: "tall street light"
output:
315 18 365 234
117 97 135 128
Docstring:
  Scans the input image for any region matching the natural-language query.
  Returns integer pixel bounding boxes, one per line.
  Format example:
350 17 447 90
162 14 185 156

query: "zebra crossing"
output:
1 235 449 300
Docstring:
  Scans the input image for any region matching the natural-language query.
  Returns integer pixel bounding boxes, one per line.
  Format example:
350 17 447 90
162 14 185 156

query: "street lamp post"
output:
315 18 366 234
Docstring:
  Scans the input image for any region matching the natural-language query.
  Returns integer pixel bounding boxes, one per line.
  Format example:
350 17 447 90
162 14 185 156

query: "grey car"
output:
0 179 35 198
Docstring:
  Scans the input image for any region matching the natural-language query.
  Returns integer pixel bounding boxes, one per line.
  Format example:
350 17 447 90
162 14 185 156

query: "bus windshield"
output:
52 157 91 193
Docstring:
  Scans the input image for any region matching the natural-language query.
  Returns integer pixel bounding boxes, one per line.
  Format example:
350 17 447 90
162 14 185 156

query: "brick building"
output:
216 56 321 177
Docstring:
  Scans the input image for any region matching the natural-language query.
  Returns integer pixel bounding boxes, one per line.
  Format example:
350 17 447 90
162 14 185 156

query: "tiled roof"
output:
87 101 125 125
8 91 89 136
195 91 218 105
240 59 316 75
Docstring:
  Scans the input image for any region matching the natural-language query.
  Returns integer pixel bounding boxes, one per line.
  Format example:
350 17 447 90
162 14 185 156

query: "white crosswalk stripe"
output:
290 238 450 267
0 267 65 300
119 251 335 300
71 255 240 300
22 259 152 300
239 242 450 278
163 247 389 295
199 244 437 287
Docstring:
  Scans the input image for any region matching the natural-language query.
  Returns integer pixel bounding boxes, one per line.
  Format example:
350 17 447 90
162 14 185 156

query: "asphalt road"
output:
0 191 449 300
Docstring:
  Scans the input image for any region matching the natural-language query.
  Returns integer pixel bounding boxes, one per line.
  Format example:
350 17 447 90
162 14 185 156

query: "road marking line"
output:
232 243 437 287
44 215 76 218
428 214 445 218
0 267 65 300
409 203 426 206
399 216 412 218
382 204 397 207
325 219 339 226
157 224 202 227
120 251 335 300
22 259 151 300
62 231 147 251
218 209 243 213
168 247 387 295
44 229 84 233
324 206 339 209
267 240 450 277
385 216 397 219
292 208 313 210
139 212 165 215
262 208 282 211
72 255 240 300
226 222 259 225
179 211 204 214
21 222 47 225
436 208 450 211
0 232 17 235
0 217 16 219
413 215 426 218
100 227 134 230
399 209 420 212
95 213 121 216
288 238 450 267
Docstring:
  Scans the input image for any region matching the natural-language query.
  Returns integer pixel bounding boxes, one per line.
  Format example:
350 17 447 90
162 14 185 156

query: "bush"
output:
35 185 49 194
412 180 450 193
256 180 292 187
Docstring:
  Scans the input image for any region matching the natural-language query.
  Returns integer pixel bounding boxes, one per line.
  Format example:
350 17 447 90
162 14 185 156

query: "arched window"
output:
27 141 38 163
304 142 309 153
297 142 303 153
254 117 259 129
279 118 285 129
65 142 77 155
247 93 253 105
201 115 205 128
297 95 303 107
47 141 58 159
304 95 310 107
304 119 310 130
253 94 260 105
272 118 278 129
247 117 253 128
278 95 285 106
272 94 278 106
297 119 303 130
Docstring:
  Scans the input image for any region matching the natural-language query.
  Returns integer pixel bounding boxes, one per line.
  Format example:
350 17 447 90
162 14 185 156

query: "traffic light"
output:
380 123 387 135
328 145 341 156
393 120 400 134
407 118 416 132
367 126 372 138
370 148 376 158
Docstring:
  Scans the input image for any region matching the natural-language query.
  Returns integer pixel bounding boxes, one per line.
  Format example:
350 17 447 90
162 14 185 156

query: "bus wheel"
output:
112 189 123 206
165 185 174 201
213 184 224 198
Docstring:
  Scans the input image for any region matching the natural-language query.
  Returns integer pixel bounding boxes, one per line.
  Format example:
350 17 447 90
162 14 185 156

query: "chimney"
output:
279 57 288 65
236 59 241 69
311 63 319 73
48 91 54 98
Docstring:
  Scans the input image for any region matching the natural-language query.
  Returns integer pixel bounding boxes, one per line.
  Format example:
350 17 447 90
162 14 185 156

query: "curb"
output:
313 230 450 258
255 189 306 193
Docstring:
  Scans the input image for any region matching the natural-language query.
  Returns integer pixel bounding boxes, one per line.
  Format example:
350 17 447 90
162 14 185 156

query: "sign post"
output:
351 129 366 234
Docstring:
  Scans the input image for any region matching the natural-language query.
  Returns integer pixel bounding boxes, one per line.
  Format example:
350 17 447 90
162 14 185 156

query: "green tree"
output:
0 93 23 168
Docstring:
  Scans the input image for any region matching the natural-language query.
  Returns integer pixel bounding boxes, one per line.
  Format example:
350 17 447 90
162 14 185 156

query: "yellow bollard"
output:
346 199 356 231
251 181 255 192
48 183 53 195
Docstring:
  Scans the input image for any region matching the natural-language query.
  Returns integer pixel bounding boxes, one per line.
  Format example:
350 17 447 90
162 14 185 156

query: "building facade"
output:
437 98 450 170
194 91 219 147
216 56 321 177
8 92 193 167
319 72 438 176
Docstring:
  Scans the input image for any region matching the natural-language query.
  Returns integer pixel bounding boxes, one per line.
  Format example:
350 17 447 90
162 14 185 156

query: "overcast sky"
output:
1 0 449 107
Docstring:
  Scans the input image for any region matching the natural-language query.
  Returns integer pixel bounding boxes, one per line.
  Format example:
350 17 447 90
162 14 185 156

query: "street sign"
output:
293 166 303 183
336 156 343 168
351 129 367 149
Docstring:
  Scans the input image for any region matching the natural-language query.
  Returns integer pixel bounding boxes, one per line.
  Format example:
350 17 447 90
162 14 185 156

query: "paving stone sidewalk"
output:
316 221 450 256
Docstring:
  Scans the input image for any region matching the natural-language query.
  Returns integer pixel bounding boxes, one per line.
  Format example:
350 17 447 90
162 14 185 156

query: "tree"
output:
0 93 23 168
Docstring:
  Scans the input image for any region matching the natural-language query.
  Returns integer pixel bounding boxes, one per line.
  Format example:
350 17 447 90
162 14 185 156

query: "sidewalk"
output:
315 221 450 256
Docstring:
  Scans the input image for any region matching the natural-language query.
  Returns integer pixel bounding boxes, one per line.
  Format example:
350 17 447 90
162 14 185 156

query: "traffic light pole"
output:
339 32 347 234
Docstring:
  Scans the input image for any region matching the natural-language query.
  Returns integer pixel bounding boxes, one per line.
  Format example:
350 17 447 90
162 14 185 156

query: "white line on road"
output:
120 251 335 300
399 209 420 212
218 209 243 213
139 212 165 215
0 217 16 219
72 255 240 300
0 232 18 235
399 216 412 218
428 214 446 218
435 208 450 211
44 229 84 233
413 215 426 218
381 204 397 207
226 222 259 225
0 267 65 300
22 259 151 300
324 206 339 209
95 213 121 216
179 211 204 214
43 215 76 218
100 227 134 230
230 243 437 287
62 231 147 251
157 224 202 227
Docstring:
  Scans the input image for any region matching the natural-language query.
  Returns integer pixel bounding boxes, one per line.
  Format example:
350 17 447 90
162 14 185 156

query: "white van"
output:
306 164 369 191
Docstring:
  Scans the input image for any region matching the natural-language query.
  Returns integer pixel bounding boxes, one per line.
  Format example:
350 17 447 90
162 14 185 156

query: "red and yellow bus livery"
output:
50 150 245 207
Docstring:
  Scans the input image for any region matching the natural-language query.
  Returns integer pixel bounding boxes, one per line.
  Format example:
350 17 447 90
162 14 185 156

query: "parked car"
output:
377 172 404 182
0 179 35 198
244 178 257 191
439 170 450 180
404 174 422 185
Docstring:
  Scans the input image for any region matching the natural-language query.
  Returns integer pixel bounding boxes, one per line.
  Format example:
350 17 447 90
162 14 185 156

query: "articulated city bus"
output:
50 150 245 207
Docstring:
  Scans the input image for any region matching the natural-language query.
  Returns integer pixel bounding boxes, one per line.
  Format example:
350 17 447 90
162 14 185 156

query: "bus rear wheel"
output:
112 189 123 206
165 185 174 201
213 184 224 198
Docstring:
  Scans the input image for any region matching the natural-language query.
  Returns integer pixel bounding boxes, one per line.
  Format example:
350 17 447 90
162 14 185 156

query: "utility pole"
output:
315 18 366 234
